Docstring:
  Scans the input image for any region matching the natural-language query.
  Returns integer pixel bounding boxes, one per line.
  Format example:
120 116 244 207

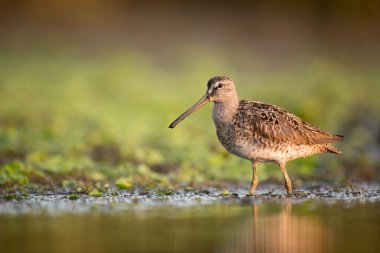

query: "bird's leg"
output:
249 161 259 195
278 161 292 195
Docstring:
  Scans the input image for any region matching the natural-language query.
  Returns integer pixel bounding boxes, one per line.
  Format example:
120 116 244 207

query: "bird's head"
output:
206 76 236 103
169 76 236 128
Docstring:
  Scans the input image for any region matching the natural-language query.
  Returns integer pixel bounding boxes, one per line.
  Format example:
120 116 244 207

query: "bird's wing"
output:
237 100 343 145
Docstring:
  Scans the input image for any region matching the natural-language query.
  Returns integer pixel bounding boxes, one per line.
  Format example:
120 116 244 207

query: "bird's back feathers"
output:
236 100 344 146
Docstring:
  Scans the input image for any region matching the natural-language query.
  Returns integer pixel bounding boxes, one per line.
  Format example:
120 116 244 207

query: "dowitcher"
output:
169 76 343 195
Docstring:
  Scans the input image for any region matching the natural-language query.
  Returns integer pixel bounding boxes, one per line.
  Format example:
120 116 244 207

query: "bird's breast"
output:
214 122 255 160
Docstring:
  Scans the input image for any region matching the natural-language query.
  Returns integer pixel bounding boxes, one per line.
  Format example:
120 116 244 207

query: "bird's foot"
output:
286 193 294 197
246 192 258 197
284 184 293 196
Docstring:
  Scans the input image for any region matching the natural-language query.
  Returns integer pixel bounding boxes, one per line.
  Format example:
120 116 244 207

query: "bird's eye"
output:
217 83 224 88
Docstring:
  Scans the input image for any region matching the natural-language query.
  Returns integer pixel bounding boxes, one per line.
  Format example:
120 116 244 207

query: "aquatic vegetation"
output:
68 193 78 200
0 162 29 186
219 190 230 196
88 189 103 197
115 177 134 190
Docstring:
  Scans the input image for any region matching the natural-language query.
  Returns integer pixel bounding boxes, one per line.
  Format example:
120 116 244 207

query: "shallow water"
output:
1 196 380 253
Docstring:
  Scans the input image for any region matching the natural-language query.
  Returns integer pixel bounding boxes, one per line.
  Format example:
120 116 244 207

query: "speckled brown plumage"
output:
169 76 344 195
217 100 343 160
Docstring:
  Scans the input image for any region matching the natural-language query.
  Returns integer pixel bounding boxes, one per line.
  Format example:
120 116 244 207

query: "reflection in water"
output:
223 201 329 253
252 201 329 253
0 201 379 253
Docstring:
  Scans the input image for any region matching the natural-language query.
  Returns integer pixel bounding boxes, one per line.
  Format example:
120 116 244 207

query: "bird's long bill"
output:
169 94 210 128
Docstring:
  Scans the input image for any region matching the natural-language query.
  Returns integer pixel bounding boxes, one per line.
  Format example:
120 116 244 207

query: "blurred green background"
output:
0 0 379 190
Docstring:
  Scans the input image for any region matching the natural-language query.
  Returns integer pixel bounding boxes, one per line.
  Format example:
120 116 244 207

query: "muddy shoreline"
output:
1 182 379 215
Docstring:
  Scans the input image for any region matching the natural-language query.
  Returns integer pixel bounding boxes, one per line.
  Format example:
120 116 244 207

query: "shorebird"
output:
169 76 343 195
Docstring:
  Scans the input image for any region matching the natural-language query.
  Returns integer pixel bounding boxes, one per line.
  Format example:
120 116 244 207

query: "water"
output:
1 199 379 253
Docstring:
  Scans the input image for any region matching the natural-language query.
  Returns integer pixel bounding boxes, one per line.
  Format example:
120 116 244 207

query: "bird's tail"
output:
324 144 342 155
331 134 344 142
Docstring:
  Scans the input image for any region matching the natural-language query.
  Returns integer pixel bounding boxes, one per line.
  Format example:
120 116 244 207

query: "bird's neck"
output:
212 97 239 125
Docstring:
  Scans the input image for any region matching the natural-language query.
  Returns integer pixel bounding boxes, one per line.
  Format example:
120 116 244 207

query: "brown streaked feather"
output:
237 100 344 145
